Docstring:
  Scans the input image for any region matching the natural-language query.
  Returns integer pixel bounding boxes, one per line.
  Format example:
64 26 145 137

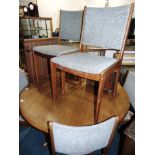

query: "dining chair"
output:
122 71 135 123
33 10 83 83
124 71 135 110
48 116 118 155
19 68 28 95
50 4 134 123
19 68 29 125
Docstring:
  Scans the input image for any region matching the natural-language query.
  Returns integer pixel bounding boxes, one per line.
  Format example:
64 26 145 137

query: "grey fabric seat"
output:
124 71 135 109
52 52 117 74
33 45 78 57
33 10 83 56
19 69 28 94
48 117 118 155
19 69 28 124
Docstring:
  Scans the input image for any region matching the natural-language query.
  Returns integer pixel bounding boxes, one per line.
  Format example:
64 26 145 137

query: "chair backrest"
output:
81 4 134 56
59 10 83 42
48 117 118 155
19 69 28 94
124 71 135 109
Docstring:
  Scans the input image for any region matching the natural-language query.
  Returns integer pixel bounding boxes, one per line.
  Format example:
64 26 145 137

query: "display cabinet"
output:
19 16 53 39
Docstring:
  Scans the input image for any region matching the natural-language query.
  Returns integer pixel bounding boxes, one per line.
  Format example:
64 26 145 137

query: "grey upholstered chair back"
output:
49 117 117 154
19 69 28 94
60 10 83 41
124 71 135 109
81 5 131 50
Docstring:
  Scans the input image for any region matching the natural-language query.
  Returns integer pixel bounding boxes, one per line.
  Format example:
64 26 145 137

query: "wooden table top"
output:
20 81 130 133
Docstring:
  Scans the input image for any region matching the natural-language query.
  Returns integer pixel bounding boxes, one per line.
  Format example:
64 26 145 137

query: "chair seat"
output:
33 45 79 57
51 52 117 74
19 69 28 94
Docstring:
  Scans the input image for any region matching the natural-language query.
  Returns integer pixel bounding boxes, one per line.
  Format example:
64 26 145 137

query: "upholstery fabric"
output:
124 71 135 109
19 69 28 94
81 5 131 50
51 52 117 74
33 45 79 56
60 10 83 41
51 117 116 154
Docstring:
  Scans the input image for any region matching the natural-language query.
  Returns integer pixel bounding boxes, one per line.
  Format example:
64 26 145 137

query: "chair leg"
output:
95 75 106 123
32 51 39 84
79 77 83 86
61 71 65 96
50 62 57 102
112 69 120 99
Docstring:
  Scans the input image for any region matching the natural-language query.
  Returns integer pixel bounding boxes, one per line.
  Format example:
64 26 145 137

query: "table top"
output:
20 81 130 133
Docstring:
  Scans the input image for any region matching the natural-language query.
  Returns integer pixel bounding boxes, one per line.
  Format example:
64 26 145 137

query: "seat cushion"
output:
124 71 135 109
19 69 28 94
33 45 79 57
51 53 117 74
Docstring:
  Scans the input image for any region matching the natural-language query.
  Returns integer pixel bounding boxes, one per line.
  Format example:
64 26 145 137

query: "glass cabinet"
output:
19 16 53 39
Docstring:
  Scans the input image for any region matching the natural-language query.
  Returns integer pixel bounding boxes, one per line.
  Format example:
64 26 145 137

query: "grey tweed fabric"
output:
81 5 131 50
60 10 83 41
51 52 117 74
33 45 79 56
51 117 116 154
19 69 28 94
124 71 135 109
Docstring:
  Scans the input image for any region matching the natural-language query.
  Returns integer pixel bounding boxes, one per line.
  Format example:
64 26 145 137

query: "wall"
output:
36 0 134 30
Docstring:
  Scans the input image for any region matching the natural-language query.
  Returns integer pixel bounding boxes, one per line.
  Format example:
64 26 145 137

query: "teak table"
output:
20 81 130 133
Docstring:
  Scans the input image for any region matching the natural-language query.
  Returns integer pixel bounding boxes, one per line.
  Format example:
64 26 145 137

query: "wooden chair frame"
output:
51 4 134 123
48 116 118 155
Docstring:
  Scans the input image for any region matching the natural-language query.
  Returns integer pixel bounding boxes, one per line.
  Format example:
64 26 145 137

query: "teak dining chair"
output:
51 4 134 123
19 69 29 125
33 10 83 83
48 116 118 155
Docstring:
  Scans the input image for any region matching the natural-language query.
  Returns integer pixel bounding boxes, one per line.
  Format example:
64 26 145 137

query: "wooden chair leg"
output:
50 62 57 102
61 71 65 96
95 75 106 123
32 51 39 84
79 77 83 86
112 69 120 99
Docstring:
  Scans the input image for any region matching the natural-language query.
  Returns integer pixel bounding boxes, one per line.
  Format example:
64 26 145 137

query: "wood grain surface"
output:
20 81 130 133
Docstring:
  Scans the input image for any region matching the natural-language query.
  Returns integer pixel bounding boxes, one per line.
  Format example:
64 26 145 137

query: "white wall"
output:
37 0 134 30
84 0 133 7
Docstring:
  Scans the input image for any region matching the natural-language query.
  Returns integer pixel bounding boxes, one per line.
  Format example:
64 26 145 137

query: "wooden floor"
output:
20 80 130 133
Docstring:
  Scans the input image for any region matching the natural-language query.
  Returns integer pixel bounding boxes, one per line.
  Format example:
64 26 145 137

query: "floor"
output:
19 124 122 155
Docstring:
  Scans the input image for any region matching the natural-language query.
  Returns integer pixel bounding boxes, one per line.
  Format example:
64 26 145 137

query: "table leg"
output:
61 71 65 96
51 62 57 102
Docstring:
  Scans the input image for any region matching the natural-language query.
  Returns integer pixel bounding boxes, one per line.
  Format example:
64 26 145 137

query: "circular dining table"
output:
20 81 130 133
